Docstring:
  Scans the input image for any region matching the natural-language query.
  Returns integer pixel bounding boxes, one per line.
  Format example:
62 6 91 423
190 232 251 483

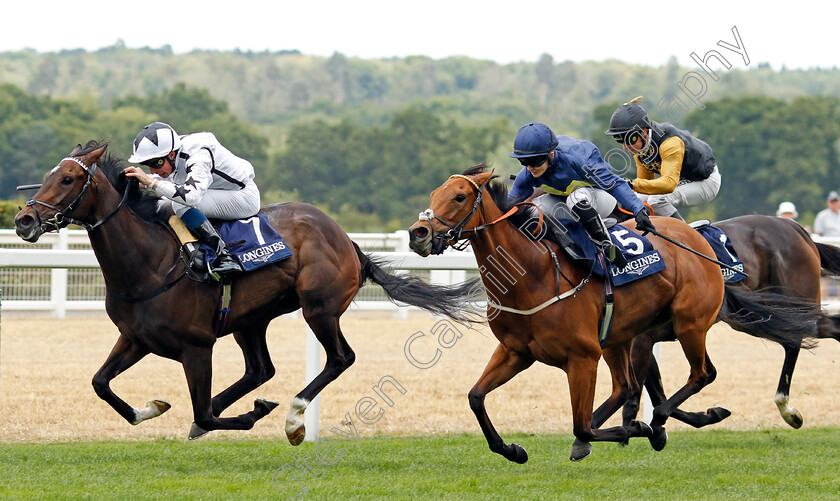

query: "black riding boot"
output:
572 201 628 269
193 220 243 278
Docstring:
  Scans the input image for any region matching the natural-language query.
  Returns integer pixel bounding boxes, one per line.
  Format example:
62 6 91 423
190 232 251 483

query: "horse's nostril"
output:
413 227 429 240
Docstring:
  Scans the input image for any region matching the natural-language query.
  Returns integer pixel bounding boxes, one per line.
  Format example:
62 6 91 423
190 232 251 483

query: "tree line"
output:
1 81 838 229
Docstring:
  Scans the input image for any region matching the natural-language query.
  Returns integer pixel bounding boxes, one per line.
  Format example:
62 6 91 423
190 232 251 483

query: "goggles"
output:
141 157 167 169
518 155 548 167
614 131 643 145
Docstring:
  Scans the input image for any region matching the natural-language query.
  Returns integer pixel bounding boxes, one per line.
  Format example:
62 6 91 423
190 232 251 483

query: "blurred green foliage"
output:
2 47 840 229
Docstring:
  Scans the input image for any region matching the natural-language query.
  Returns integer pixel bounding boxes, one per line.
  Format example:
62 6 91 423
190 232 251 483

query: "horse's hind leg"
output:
182 345 277 440
649 332 717 446
623 335 730 430
774 346 804 428
210 322 276 418
91 334 170 425
285 314 355 446
468 343 534 464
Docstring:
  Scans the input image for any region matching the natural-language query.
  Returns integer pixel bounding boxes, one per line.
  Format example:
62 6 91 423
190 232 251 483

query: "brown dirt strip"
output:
1 313 838 442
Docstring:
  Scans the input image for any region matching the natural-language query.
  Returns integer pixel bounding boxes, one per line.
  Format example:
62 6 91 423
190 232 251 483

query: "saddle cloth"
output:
694 225 747 282
202 214 293 272
560 219 666 286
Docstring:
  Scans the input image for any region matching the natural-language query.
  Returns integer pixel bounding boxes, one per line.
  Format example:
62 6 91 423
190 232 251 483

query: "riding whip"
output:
646 227 749 278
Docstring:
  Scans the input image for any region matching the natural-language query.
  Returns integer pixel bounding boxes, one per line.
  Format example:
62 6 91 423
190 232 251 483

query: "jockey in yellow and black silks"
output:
605 97 721 221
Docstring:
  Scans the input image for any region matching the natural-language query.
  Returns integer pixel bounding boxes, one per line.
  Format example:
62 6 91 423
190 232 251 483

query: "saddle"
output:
517 205 665 286
169 215 293 282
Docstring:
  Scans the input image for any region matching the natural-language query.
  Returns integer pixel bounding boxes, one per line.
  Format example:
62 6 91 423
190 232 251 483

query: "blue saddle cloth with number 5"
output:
201 214 293 272
559 219 666 286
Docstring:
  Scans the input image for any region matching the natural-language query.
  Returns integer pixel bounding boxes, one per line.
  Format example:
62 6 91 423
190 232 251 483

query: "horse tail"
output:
353 242 483 324
812 242 840 341
718 285 820 350
816 242 840 276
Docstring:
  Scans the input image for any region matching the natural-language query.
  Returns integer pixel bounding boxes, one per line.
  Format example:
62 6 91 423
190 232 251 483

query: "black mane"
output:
73 140 171 223
460 163 533 229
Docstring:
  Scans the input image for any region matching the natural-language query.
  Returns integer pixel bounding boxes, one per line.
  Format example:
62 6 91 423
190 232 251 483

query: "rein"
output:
486 241 595 316
24 157 133 232
418 175 545 252
418 175 486 252
422 174 593 315
26 156 190 303
105 222 192 303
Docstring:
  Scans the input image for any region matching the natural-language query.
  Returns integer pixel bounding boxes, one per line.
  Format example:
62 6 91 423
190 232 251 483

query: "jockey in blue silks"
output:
508 122 656 268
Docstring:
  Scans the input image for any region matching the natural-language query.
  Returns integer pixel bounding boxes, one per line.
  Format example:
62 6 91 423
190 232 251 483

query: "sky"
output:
0 1 835 71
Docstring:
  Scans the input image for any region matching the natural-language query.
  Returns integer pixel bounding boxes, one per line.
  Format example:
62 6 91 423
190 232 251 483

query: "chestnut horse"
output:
408 165 819 462
620 215 840 430
14 141 479 442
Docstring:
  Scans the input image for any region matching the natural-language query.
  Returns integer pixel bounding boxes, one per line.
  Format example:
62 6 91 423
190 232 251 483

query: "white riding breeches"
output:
637 165 721 217
533 187 618 221
168 180 261 220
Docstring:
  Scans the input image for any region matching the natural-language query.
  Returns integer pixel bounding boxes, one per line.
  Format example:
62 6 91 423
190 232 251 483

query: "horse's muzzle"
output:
408 223 433 257
14 210 42 242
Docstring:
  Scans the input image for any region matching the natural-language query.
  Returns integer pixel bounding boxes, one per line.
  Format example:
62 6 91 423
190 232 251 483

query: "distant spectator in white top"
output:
813 191 840 237
775 201 798 220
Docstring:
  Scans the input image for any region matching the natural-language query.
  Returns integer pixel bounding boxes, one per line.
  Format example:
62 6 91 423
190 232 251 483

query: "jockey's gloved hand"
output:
635 207 656 234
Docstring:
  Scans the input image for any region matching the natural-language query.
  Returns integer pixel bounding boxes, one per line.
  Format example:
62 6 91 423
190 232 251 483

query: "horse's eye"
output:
61 176 74 185
455 194 467 203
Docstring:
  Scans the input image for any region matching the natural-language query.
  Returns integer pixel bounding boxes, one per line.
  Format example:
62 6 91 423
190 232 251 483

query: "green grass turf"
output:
1 428 839 500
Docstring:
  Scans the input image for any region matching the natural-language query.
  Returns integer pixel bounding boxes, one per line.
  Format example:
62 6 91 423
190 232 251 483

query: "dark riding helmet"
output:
509 123 559 158
605 96 651 136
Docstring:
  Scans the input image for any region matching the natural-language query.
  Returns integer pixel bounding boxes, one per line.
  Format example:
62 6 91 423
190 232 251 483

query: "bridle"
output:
418 175 486 254
24 156 132 233
23 155 190 302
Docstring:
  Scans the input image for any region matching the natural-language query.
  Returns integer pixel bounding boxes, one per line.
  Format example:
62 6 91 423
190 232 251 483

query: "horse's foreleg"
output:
468 343 534 464
592 343 639 428
182 345 278 440
774 345 803 428
569 351 650 461
211 324 276 417
91 334 168 425
285 314 355 446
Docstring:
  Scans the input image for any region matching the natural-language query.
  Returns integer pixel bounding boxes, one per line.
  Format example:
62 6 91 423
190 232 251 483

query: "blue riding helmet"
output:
509 123 559 158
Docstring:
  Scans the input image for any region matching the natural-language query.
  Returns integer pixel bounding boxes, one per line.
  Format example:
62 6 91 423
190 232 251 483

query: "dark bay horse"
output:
13 141 480 443
620 215 840 430
407 165 819 463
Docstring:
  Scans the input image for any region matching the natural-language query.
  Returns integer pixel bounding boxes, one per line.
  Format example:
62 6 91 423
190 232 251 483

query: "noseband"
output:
24 156 131 232
419 175 485 254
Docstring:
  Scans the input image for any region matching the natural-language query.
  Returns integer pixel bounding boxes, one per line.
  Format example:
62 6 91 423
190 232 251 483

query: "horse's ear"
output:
86 146 108 164
474 169 496 186
70 144 83 156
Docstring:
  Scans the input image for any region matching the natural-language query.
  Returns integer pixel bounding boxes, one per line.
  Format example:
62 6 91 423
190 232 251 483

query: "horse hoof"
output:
149 399 172 414
287 425 306 446
189 423 211 440
256 398 280 413
506 443 528 464
634 420 653 438
707 407 732 424
783 409 804 429
570 440 592 461
649 426 668 452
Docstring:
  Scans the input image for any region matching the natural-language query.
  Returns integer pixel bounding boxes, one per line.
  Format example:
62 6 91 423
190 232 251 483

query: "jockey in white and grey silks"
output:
125 122 261 278
147 132 260 220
